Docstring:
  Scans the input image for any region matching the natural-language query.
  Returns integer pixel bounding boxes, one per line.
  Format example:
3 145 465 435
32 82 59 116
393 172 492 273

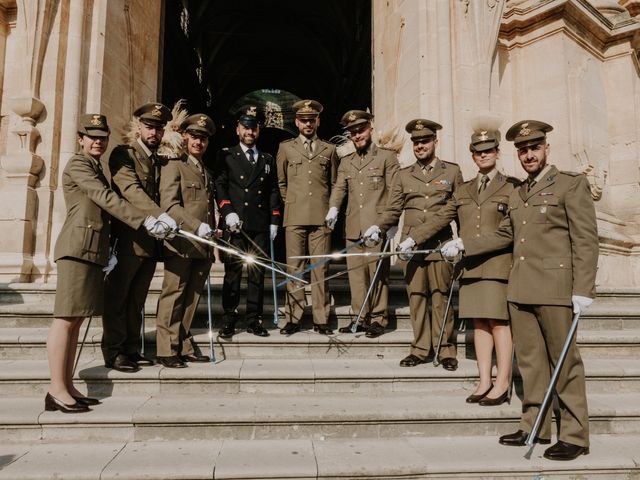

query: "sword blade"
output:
290 248 440 260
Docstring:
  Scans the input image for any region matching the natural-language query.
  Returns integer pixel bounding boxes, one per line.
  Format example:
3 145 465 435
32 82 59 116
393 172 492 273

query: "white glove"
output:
197 223 213 238
363 225 381 247
102 251 118 276
441 238 464 259
397 237 416 261
144 216 170 239
270 224 278 241
325 207 339 230
157 212 177 239
572 295 593 314
386 225 398 240
225 212 241 233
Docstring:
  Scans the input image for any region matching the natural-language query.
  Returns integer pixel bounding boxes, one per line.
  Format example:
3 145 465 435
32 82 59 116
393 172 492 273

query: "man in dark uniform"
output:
102 103 177 372
442 120 598 461
276 99 339 335
214 105 281 338
371 119 463 370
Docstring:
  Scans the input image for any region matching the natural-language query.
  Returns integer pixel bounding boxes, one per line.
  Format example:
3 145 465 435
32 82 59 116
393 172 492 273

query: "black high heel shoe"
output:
44 393 90 413
478 388 509 406
72 395 101 406
465 384 494 404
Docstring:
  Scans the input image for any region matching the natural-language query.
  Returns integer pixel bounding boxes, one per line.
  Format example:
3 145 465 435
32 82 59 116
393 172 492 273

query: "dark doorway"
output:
161 0 372 159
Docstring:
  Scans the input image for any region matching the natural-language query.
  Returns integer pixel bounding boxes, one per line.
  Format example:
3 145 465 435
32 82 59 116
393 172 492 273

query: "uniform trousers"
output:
346 239 389 326
284 225 331 325
403 257 456 360
509 302 589 447
101 255 156 363
222 230 268 322
156 255 212 357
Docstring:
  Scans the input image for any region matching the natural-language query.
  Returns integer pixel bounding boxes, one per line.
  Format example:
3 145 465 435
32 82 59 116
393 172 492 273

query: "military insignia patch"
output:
415 121 425 130
519 122 531 136
497 203 507 212
300 101 313 113
265 164 270 174
540 206 547 214
152 105 162 117
479 130 488 141
197 116 207 127
348 113 356 122
247 106 257 116
90 115 102 126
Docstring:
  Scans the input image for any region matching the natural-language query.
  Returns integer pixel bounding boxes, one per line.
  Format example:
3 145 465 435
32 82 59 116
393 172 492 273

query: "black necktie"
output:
247 149 256 165
527 178 536 192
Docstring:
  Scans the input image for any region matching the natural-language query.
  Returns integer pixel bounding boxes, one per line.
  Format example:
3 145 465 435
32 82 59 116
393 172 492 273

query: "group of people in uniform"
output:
45 97 598 462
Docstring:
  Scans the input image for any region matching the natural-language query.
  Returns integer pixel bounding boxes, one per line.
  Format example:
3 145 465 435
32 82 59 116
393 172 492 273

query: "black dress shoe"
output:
128 352 154 366
479 388 509 406
313 324 334 335
157 355 187 368
105 353 140 373
399 354 427 367
338 321 367 333
279 322 300 335
543 441 589 461
441 358 459 371
247 322 270 337
44 393 90 413
466 384 493 404
180 353 210 363
499 430 550 446
72 395 101 406
218 322 236 339
365 321 385 338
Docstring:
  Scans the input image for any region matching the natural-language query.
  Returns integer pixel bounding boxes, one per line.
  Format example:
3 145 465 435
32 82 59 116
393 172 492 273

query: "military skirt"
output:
458 278 509 320
53 257 104 317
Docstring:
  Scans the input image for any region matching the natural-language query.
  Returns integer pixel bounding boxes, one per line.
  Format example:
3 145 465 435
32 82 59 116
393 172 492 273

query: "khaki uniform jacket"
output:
159 155 215 259
464 165 598 305
276 137 338 227
379 158 463 260
411 171 517 280
329 144 399 239
54 151 147 266
109 142 164 257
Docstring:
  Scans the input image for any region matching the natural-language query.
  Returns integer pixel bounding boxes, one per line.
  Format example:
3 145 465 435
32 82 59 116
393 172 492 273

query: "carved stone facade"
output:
0 0 638 288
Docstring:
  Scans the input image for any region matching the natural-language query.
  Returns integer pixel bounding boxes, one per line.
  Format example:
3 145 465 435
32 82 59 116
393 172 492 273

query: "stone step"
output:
0 357 638 398
1 391 639 444
2 327 639 361
1 434 638 479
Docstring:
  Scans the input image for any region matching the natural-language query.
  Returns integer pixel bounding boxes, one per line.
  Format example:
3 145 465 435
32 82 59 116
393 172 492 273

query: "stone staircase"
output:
1 268 640 479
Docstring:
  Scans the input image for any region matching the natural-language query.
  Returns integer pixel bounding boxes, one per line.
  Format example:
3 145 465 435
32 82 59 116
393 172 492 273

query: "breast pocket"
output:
367 168 383 190
186 182 202 201
531 197 559 223
289 159 302 176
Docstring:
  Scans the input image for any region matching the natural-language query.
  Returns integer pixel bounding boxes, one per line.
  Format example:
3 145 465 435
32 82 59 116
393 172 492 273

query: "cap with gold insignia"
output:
133 102 172 127
77 114 110 137
470 129 500 152
237 104 264 128
505 120 553 148
181 114 216 137
340 109 373 130
292 99 323 118
405 118 442 140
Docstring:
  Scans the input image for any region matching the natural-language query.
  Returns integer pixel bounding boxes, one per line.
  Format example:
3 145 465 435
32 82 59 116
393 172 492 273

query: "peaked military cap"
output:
470 129 500 152
77 114 110 137
341 110 373 130
133 102 172 127
292 99 323 118
505 120 553 148
237 104 263 128
405 118 442 140
181 114 216 137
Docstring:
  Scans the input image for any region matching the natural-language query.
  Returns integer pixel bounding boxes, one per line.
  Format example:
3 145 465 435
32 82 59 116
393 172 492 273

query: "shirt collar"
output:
136 138 153 158
239 143 258 156
477 168 498 185
530 164 552 184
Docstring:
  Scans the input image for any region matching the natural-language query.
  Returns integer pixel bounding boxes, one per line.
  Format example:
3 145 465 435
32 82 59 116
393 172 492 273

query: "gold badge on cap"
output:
415 121 425 130
247 106 257 116
519 122 531 136
90 115 102 126
197 116 207 127
300 101 313 113
152 105 162 117
478 130 488 141
348 112 356 122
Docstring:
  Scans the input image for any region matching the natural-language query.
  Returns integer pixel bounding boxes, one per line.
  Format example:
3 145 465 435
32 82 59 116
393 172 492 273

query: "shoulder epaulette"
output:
505 176 522 184
560 170 581 177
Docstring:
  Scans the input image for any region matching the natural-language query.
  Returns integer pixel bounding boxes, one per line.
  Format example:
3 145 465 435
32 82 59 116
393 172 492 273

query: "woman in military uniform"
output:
407 128 515 405
47 114 165 413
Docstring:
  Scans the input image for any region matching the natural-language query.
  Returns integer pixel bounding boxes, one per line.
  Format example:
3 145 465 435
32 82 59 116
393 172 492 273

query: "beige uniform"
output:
102 141 164 363
379 158 463 360
276 135 338 325
463 165 598 447
329 144 399 325
411 170 517 319
157 155 214 357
